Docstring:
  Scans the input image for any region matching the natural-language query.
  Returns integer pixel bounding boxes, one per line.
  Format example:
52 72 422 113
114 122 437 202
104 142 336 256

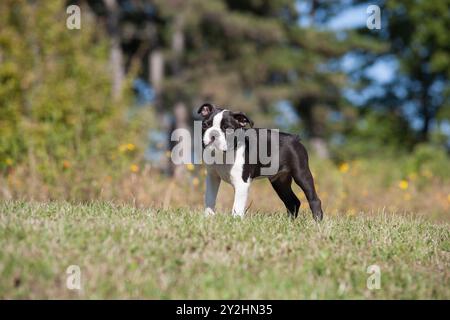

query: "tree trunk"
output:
149 49 172 173
171 15 185 74
172 102 190 180
418 83 431 143
419 114 430 143
149 49 164 110
296 100 330 159
104 0 124 102
169 14 188 179
310 137 329 159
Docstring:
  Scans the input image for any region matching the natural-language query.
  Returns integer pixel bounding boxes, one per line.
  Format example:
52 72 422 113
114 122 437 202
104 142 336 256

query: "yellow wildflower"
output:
398 180 409 190
422 169 433 178
408 172 417 181
119 143 136 153
192 177 200 187
339 162 349 173
5 158 13 166
130 164 139 173
62 160 71 169
186 163 195 171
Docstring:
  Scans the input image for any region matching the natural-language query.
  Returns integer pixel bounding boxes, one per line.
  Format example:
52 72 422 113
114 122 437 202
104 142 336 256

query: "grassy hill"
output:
0 201 448 299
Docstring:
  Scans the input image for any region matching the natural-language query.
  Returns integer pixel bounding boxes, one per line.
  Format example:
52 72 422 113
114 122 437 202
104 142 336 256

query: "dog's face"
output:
197 103 254 152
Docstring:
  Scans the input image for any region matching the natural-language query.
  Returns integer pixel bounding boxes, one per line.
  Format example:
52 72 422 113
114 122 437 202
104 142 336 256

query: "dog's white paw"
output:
204 208 216 217
232 211 244 218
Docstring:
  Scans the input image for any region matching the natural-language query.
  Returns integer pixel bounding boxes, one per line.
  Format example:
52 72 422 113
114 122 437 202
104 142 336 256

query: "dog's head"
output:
197 103 254 152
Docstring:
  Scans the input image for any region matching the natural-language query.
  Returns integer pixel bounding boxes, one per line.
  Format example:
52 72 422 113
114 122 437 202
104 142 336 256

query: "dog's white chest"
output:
205 145 246 185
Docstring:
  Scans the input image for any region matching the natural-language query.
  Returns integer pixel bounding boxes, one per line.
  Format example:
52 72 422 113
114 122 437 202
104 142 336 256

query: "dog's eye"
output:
202 122 209 129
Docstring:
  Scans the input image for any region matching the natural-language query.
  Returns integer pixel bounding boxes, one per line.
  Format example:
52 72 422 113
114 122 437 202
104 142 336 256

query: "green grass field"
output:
0 201 448 299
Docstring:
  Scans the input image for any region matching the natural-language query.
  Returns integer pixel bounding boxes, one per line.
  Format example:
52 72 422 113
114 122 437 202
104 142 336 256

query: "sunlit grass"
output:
0 201 448 299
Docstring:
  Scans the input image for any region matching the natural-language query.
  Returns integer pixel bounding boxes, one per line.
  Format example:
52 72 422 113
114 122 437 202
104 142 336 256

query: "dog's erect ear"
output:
197 103 215 117
232 112 254 128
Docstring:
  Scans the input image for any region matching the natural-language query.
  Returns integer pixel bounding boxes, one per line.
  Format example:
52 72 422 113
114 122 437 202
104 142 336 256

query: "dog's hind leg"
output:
270 174 300 218
291 150 323 221
292 171 323 221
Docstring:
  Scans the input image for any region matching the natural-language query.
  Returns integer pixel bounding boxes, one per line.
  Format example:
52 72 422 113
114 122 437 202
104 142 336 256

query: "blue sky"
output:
326 3 396 87
296 1 395 88
296 1 450 139
327 3 368 30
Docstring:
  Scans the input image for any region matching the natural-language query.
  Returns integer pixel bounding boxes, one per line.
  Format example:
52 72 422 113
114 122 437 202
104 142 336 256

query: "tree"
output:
317 0 450 145
0 0 132 172
383 0 449 142
84 0 379 163
104 0 125 101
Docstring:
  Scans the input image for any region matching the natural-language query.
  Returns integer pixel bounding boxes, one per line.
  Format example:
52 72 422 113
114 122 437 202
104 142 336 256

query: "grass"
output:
0 201 448 299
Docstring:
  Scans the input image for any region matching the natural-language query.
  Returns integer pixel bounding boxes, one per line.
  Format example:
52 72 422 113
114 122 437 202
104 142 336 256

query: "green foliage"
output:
0 0 448 200
386 0 450 76
333 109 417 159
0 0 138 176
343 0 449 143
147 0 365 140
405 144 450 181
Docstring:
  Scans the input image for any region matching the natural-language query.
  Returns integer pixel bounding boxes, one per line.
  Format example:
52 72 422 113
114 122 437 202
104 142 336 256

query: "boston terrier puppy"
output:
198 103 324 221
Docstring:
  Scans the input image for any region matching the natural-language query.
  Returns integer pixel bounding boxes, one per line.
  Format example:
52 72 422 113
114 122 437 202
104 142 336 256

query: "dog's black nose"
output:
205 132 216 147
210 129 221 141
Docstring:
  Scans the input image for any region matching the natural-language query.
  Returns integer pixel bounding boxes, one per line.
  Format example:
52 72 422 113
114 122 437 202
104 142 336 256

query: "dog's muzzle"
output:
204 135 215 147
203 129 227 151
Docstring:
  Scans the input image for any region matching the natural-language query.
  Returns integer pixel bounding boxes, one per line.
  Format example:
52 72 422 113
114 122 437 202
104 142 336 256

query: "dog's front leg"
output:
231 180 250 217
205 170 221 216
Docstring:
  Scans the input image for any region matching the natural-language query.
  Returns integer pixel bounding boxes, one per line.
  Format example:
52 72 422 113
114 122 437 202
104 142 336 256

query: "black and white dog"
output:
198 103 324 221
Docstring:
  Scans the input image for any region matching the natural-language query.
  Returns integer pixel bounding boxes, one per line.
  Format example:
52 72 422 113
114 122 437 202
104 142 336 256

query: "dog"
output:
198 103 323 221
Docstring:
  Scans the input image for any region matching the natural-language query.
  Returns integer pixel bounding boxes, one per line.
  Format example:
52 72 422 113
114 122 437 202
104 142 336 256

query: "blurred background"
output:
0 0 449 220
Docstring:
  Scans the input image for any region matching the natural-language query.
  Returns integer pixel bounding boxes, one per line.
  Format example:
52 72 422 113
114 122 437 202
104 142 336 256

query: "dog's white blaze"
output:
203 110 227 151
